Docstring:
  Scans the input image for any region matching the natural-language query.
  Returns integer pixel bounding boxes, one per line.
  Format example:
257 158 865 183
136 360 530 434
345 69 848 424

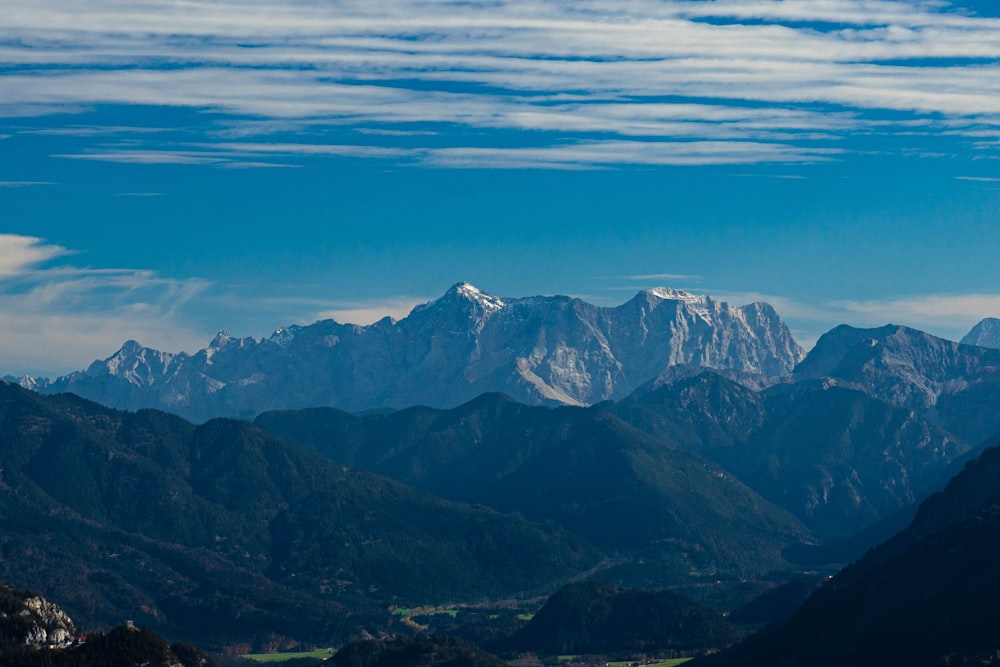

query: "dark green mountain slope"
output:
698 440 1000 667
738 383 965 538
259 370 972 574
0 383 599 648
613 373 767 453
840 435 1000 575
257 394 811 586
616 374 966 539
502 581 742 656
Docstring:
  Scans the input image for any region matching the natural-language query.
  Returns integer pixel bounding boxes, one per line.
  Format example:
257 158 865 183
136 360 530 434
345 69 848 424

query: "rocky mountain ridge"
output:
792 323 1000 445
18 283 805 422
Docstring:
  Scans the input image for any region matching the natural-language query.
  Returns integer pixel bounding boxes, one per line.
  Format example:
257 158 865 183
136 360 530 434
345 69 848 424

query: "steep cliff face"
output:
28 284 804 421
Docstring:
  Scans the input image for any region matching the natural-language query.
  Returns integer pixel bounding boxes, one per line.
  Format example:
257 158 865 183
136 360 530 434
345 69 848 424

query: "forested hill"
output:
0 382 599 648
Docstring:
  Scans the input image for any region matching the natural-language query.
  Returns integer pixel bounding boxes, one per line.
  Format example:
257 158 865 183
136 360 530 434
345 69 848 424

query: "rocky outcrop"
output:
0 584 78 648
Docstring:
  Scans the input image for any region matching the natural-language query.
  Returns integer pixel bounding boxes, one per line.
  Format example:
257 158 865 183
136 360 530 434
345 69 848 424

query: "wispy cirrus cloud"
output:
425 140 840 169
0 234 211 375
0 181 55 188
0 234 70 277
3 0 1000 168
317 297 432 326
246 293 434 327
705 288 1000 348
51 141 408 168
831 293 1000 329
621 273 703 282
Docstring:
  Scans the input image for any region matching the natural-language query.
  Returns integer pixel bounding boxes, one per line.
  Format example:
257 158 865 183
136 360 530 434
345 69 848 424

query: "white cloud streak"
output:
423 140 839 169
317 297 432 326
831 293 1000 328
622 273 703 282
2 0 1000 168
0 235 70 277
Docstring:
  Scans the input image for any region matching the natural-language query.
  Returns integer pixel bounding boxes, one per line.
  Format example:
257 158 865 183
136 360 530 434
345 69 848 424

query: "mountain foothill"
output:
4 283 1000 664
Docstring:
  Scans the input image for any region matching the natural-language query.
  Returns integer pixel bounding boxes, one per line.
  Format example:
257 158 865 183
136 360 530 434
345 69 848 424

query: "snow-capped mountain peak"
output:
30 282 804 421
411 282 506 321
647 286 704 303
268 325 301 347
448 281 505 312
117 339 145 355
17 375 41 391
95 339 178 387
645 287 714 323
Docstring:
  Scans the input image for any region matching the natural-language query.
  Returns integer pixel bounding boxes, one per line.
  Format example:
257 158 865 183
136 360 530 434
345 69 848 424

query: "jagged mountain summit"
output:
962 317 1000 349
793 323 1000 410
791 323 1000 445
24 283 804 422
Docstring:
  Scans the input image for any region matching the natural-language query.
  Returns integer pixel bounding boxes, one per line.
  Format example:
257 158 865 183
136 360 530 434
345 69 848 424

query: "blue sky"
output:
2 0 1000 376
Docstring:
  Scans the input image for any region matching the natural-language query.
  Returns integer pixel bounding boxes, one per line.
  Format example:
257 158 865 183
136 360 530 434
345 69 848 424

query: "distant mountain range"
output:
13 284 1000 432
5 284 1000 659
14 283 804 422
8 286 1000 547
